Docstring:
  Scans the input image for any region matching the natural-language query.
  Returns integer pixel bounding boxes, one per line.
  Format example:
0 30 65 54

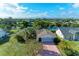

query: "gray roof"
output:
36 29 55 38
59 27 79 40
60 27 79 34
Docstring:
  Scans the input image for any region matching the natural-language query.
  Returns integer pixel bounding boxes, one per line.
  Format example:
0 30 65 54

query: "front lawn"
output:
0 35 42 56
57 40 79 56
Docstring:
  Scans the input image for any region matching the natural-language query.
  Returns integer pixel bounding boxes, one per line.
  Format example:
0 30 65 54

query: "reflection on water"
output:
0 28 9 44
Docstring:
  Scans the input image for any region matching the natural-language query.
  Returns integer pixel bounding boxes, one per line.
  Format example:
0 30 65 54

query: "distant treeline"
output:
0 17 79 29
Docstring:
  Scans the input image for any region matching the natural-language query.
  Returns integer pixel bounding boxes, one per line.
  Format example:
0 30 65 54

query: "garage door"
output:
41 35 54 43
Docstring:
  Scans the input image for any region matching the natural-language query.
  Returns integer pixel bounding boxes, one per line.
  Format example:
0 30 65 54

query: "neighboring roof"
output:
0 29 7 38
59 27 79 37
48 26 58 31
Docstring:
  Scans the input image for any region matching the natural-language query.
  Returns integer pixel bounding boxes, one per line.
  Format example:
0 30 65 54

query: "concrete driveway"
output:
37 42 61 56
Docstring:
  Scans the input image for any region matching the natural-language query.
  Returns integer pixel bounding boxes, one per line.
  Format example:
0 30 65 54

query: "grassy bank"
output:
57 40 79 56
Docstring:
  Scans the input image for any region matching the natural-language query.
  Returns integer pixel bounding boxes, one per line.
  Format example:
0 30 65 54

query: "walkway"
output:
37 42 61 56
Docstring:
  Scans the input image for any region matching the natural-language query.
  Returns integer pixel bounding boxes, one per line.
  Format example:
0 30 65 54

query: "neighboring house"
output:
60 27 79 41
48 26 79 41
59 27 73 40
0 28 8 40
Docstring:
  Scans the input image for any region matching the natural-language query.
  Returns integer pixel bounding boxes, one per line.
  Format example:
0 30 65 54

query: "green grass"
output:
57 40 79 56
0 36 42 56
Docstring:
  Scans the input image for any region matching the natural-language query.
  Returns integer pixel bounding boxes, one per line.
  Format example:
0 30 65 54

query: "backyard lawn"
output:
57 40 79 56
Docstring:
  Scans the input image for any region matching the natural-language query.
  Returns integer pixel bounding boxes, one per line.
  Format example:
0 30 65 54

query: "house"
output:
48 26 79 41
36 29 55 43
59 27 79 41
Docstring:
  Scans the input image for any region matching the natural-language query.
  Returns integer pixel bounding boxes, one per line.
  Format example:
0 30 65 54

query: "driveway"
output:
37 42 61 56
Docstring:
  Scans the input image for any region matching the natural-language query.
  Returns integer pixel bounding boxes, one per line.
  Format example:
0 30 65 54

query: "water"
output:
0 28 8 40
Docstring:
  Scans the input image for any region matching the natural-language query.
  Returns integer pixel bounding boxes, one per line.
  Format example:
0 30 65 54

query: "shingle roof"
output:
36 29 55 38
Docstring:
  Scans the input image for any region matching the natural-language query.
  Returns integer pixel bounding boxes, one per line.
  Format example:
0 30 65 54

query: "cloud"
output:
0 3 29 18
0 3 49 18
72 3 79 8
23 11 48 18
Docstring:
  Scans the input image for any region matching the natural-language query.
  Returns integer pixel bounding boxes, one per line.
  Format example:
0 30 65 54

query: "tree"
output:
32 20 52 29
17 20 29 29
56 22 62 27
26 27 36 39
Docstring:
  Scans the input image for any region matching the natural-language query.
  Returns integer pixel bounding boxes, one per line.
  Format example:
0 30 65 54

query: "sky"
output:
0 3 79 18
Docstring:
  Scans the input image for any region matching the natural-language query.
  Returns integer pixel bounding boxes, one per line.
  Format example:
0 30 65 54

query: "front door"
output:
39 38 42 42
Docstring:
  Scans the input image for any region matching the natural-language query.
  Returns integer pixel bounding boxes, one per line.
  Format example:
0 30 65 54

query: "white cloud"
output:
0 3 29 18
0 3 49 18
24 11 48 18
72 3 79 8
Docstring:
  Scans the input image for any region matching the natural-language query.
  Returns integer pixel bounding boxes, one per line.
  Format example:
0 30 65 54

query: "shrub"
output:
16 35 25 43
16 27 36 41
52 31 56 33
15 28 28 41
26 27 36 39
9 29 18 34
54 37 61 45
64 48 79 56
